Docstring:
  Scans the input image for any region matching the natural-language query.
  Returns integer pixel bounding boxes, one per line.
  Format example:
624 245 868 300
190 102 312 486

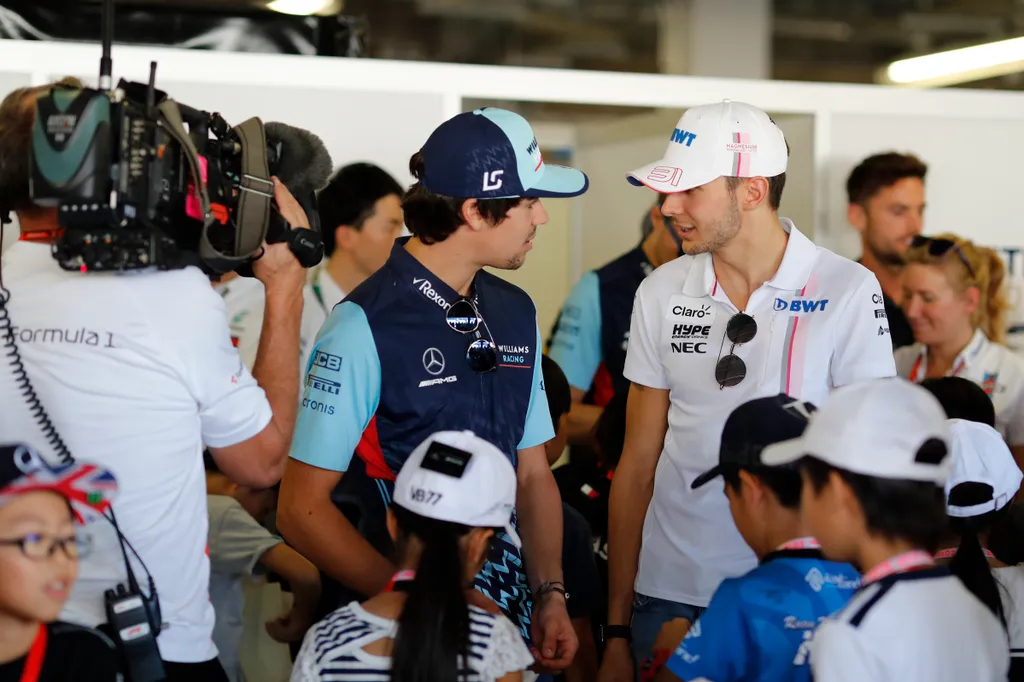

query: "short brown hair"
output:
0 77 85 214
401 151 524 244
725 173 787 210
724 135 789 210
846 153 927 205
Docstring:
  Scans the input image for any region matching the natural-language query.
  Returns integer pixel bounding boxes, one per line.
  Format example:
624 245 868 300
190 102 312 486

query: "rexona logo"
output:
412 278 451 310
498 344 531 367
774 297 829 313
672 303 712 318
670 128 697 147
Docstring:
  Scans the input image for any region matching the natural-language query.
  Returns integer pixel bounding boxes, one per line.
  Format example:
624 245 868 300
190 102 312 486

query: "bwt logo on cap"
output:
670 128 697 147
774 297 829 313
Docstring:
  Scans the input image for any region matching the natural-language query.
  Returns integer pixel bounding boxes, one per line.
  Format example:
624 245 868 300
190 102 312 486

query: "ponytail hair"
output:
905 234 1010 344
947 482 1008 629
389 503 472 682
979 247 1009 345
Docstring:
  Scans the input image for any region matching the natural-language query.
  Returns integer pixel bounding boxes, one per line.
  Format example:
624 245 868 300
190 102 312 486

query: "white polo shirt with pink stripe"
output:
623 218 897 607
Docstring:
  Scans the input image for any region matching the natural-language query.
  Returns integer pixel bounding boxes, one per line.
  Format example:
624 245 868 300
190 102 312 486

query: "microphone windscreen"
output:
264 122 334 196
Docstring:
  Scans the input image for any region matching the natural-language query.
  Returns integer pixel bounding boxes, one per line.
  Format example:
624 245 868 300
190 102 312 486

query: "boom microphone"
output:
264 122 334 197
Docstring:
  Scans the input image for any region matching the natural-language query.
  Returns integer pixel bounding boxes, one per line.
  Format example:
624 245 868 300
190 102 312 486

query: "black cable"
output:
0 210 73 465
0 205 159 616
104 508 159 599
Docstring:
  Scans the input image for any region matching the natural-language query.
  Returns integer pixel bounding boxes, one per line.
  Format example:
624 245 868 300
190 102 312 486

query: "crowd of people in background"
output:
0 79 1022 682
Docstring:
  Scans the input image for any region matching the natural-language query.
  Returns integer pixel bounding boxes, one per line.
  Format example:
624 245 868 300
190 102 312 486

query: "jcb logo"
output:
483 170 504 191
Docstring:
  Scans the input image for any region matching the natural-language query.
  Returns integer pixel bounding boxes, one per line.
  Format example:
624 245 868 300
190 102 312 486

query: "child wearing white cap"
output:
762 379 1009 682
937 418 1024 677
291 431 534 682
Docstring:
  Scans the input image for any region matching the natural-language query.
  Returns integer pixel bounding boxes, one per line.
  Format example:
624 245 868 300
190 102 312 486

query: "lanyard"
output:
383 570 416 593
777 537 821 551
310 267 328 314
20 624 47 682
861 550 935 585
908 352 967 383
18 230 62 244
935 547 996 560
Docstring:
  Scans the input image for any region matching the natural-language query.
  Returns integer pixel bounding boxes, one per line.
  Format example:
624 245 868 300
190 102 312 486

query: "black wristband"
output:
601 624 632 643
535 581 569 602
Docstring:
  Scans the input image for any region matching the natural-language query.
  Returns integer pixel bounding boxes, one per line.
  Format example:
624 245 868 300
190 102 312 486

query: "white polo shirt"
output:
215 275 326 375
895 330 1024 446
810 569 1009 681
309 264 347 315
0 241 273 663
623 219 897 606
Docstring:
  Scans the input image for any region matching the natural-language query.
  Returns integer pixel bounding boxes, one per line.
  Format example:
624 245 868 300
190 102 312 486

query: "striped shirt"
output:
291 602 534 682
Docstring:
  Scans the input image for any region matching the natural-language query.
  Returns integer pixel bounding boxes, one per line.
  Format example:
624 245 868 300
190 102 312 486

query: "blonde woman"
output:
896 234 1024 469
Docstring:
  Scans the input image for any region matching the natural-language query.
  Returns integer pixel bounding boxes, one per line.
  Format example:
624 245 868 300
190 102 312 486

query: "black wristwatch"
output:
600 624 632 643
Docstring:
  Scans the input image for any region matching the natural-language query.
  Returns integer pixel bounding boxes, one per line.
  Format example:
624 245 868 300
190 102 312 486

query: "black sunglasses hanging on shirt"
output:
446 299 499 373
715 313 757 389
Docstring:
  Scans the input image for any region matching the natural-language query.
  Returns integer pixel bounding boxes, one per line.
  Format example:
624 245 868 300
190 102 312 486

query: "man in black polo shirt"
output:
278 107 589 672
847 152 928 349
547 194 680 445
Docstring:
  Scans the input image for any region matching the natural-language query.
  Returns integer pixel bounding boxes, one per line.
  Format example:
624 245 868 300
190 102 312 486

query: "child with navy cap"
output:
0 443 119 682
292 431 535 682
763 379 1009 682
650 394 859 682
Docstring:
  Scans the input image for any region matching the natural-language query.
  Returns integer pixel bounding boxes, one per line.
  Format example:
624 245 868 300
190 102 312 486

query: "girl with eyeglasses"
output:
0 443 119 682
896 233 1024 472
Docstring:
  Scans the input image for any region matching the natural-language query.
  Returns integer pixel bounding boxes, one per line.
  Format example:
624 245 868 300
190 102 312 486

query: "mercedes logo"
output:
423 347 445 376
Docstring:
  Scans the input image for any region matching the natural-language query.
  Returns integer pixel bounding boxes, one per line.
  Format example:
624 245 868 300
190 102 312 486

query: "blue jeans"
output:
630 593 705 673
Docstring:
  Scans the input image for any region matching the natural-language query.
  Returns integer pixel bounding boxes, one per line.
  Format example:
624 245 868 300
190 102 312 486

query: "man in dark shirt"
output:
279 107 587 672
846 152 928 349
547 195 680 446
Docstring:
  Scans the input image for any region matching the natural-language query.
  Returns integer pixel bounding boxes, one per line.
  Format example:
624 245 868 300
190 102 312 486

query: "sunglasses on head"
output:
715 313 757 389
446 299 498 373
911 236 975 279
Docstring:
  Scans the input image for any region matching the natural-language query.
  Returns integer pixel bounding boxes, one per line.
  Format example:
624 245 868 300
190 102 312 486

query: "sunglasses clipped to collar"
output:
911 236 975 279
446 298 499 373
715 313 757 389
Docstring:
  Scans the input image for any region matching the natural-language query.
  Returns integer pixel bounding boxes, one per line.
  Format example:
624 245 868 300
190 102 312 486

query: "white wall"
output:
6 39 1024 323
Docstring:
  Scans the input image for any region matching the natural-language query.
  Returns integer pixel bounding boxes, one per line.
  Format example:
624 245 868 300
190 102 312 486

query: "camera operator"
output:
0 80 308 682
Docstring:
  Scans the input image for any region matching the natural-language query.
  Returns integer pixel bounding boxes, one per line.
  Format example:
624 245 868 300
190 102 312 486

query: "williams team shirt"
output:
549 246 653 405
289 238 554 639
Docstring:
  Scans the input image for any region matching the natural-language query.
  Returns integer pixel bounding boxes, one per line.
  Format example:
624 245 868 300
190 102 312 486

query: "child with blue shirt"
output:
651 394 860 682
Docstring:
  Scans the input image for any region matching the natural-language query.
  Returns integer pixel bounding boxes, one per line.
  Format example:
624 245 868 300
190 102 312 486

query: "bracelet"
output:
534 581 570 602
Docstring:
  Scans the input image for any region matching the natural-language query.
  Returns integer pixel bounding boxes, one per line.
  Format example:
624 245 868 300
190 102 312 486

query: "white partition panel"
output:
825 113 1024 257
5 39 1024 327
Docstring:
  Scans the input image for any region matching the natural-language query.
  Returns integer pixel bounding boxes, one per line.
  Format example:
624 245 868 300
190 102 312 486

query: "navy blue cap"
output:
419 108 589 200
691 394 816 490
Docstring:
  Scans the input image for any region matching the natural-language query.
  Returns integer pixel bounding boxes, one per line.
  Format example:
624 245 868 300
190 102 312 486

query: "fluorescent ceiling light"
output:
884 35 1024 87
266 0 339 16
